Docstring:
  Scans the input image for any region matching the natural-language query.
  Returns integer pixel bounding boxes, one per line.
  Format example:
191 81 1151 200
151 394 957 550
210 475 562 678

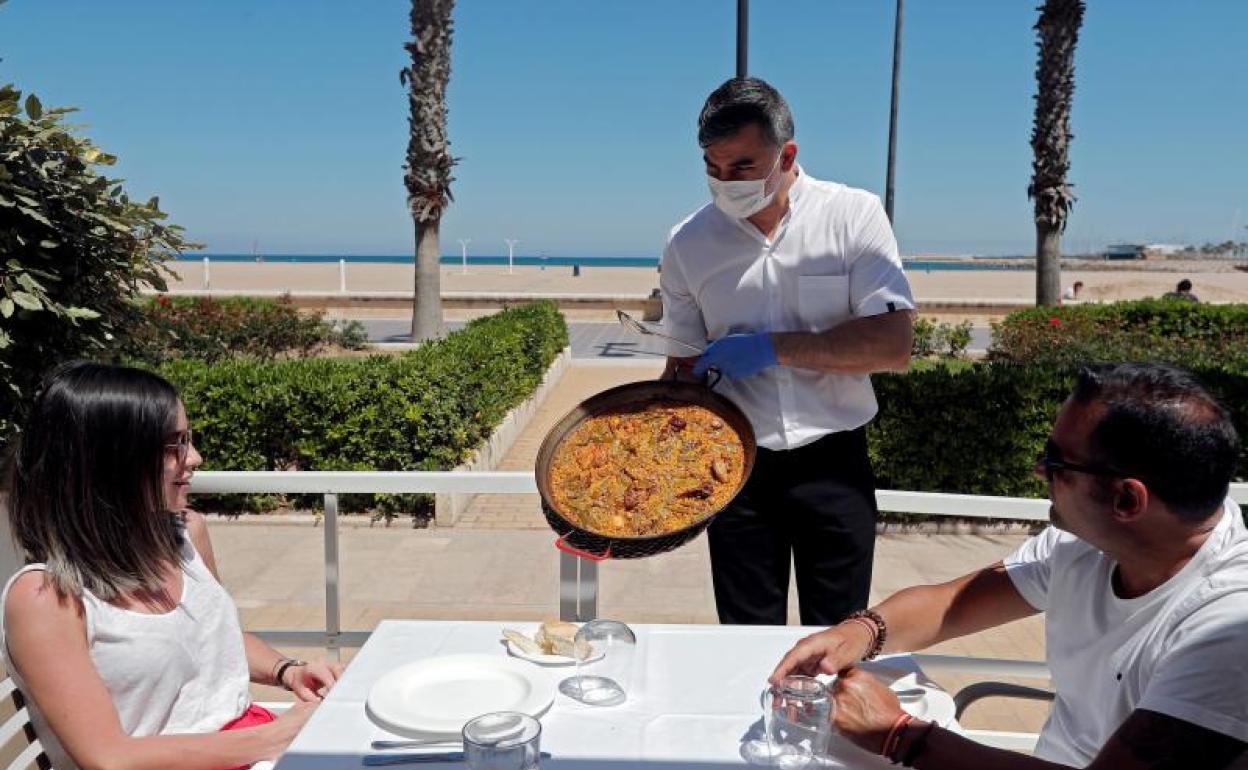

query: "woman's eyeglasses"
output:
165 429 193 465
1037 438 1121 482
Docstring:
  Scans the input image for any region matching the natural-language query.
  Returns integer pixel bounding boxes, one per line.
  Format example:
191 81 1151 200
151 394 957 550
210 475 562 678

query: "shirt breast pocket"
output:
796 275 853 332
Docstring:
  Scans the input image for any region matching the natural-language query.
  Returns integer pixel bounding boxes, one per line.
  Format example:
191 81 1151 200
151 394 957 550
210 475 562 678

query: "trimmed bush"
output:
869 362 1248 505
912 318 973 359
122 295 367 365
989 300 1248 369
162 301 568 518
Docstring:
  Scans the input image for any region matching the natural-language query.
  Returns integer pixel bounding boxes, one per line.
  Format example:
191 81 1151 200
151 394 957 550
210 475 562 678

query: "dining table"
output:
273 619 962 770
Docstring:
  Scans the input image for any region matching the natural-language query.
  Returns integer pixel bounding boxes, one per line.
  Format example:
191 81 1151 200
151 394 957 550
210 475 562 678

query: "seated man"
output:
772 363 1247 768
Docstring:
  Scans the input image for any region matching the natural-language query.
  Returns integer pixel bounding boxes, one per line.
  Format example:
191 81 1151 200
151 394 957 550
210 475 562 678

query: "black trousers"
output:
707 427 878 626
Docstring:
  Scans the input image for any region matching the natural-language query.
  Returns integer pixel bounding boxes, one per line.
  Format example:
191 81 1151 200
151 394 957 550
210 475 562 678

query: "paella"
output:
547 400 747 537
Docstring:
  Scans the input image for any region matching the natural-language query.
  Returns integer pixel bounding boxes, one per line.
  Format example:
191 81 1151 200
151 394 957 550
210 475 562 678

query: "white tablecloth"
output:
274 620 948 770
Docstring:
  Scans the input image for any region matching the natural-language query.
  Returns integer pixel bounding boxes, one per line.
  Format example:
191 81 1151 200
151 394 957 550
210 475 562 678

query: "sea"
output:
179 254 1033 272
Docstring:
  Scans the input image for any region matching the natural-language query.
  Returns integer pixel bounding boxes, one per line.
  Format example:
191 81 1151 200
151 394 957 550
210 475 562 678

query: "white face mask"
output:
707 151 785 219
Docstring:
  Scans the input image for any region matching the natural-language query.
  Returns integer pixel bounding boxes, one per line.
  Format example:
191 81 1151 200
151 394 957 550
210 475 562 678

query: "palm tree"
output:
402 0 457 341
1028 0 1084 306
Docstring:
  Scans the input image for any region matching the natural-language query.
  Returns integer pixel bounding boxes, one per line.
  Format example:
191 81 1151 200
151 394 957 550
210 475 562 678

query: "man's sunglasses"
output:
1037 438 1121 481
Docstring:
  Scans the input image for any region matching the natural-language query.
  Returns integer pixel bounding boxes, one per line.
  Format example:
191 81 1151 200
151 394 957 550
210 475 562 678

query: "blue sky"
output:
2 1 1245 257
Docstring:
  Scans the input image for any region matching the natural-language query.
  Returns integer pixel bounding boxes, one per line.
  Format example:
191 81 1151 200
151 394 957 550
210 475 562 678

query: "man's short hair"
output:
697 77 795 149
1072 363 1240 522
1073 281 1084 289
1177 279 1193 292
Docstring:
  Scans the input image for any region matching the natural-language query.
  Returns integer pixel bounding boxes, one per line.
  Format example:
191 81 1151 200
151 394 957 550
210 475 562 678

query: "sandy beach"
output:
160 259 1248 321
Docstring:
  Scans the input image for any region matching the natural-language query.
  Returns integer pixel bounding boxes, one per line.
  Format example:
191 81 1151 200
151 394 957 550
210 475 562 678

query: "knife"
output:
362 751 551 766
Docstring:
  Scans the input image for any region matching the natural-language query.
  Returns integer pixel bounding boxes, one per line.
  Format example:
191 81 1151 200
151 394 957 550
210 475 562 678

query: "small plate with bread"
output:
501 621 605 666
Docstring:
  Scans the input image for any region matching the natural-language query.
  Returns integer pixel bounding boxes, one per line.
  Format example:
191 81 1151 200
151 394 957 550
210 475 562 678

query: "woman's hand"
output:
282 660 346 702
831 667 906 755
259 701 318 758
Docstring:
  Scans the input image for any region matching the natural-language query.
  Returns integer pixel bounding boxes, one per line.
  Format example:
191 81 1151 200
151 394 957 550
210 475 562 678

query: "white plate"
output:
366 654 555 737
503 625 606 667
863 663 957 727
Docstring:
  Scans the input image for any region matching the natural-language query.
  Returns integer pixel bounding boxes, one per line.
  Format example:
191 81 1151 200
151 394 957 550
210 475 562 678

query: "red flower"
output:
1049 317 1061 327
157 296 171 307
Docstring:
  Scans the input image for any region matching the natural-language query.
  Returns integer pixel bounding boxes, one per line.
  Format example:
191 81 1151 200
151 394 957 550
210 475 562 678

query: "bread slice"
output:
502 629 544 657
535 620 580 657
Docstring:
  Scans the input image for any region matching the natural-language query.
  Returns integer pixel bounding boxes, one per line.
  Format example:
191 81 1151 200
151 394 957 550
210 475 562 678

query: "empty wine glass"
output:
558 619 636 706
462 712 542 770
743 675 832 769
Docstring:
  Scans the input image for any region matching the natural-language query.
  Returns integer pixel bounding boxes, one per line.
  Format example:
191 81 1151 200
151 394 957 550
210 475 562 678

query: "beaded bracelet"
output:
844 608 888 660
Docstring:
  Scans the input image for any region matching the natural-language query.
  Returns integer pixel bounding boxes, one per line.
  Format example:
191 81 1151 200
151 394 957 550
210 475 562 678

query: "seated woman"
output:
2 362 343 770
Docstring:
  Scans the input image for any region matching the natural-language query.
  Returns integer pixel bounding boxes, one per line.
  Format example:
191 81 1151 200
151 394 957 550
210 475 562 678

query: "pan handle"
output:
660 364 723 392
555 533 612 562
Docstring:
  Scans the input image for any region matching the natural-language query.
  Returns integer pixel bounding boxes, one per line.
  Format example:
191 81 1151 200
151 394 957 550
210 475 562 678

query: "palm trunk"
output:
411 219 443 340
1036 223 1062 305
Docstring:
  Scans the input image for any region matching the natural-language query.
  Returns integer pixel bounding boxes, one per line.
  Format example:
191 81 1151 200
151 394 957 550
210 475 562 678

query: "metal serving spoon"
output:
615 310 705 355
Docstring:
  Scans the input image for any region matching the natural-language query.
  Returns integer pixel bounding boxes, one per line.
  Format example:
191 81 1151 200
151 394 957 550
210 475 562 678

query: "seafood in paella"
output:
548 400 746 537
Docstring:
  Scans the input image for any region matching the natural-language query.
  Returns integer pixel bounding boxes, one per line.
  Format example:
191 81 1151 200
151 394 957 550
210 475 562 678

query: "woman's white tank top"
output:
0 538 251 770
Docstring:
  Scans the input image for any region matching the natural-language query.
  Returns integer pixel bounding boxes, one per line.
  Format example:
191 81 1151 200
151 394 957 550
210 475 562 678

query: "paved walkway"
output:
360 319 996 359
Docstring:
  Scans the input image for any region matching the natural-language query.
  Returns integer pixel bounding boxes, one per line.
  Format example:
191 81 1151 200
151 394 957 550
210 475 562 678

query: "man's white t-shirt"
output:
660 167 916 451
1005 498 1248 766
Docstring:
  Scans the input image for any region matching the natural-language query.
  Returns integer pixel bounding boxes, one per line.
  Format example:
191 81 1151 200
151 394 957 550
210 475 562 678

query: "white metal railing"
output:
192 471 1248 660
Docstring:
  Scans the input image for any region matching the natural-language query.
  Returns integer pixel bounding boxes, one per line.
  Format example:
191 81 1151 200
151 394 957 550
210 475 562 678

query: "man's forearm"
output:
875 564 1039 655
906 724 1072 770
771 311 914 375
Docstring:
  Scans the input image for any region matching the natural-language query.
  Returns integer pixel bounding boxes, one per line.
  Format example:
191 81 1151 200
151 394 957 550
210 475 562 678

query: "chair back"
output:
0 674 51 770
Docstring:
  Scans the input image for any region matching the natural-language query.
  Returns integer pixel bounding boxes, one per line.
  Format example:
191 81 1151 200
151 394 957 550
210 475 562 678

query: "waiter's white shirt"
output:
660 167 916 451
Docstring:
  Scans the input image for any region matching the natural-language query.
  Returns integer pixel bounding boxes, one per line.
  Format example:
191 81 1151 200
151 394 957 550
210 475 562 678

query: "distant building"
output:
1105 243 1145 260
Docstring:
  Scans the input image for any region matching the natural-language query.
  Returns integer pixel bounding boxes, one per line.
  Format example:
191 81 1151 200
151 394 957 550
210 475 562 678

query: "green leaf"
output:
18 206 52 227
64 306 101 320
0 329 10 350
0 298 13 318
24 94 42 121
10 291 41 310
38 240 59 249
16 272 42 292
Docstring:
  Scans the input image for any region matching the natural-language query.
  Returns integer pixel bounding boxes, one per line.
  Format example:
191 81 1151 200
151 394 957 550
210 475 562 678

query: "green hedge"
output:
163 301 568 517
989 300 1248 369
122 295 367 365
869 362 1248 506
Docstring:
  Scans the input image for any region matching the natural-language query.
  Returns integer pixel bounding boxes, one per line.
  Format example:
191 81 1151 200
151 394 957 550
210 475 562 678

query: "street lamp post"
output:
736 0 749 77
457 238 471 275
884 0 904 224
504 239 520 275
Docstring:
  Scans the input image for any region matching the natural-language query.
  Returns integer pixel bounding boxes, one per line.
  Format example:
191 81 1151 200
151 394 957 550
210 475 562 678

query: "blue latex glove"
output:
693 333 778 379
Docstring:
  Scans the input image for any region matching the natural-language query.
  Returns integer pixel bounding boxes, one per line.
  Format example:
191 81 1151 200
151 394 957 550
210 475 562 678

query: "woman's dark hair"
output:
697 77 795 149
5 361 185 599
1072 363 1240 522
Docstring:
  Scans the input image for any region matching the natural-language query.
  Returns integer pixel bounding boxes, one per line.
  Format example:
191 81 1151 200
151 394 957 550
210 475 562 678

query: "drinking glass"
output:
744 675 832 769
558 619 636 706
462 712 542 770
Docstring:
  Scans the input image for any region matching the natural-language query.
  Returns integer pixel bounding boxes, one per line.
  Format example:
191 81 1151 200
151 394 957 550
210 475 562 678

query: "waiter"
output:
660 77 916 626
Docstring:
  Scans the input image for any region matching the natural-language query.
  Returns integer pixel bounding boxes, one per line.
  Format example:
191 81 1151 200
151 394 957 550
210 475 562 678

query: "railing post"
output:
202 256 210 290
339 258 347 294
323 493 342 660
558 551 598 622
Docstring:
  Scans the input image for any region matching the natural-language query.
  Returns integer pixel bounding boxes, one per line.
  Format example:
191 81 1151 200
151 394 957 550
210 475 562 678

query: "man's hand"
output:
693 333 777 378
831 667 907 755
770 623 875 684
